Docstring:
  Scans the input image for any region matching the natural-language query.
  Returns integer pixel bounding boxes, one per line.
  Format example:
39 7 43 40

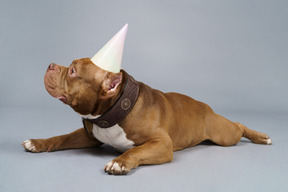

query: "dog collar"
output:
83 71 139 129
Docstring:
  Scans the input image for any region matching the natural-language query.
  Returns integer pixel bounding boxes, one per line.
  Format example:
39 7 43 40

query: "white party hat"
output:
91 24 128 73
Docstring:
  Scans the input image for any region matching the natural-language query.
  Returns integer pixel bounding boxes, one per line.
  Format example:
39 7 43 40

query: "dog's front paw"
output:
104 159 132 175
22 140 37 152
22 139 52 153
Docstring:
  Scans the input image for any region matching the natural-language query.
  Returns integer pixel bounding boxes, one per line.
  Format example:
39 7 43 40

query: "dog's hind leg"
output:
207 114 272 146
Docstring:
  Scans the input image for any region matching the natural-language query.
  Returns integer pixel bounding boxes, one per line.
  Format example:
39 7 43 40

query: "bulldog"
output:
22 57 272 175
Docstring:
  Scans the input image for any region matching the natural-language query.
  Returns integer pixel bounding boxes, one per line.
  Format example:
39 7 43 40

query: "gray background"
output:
1 0 287 112
0 0 287 192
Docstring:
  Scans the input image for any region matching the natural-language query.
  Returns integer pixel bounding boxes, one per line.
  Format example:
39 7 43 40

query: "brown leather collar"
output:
83 72 139 129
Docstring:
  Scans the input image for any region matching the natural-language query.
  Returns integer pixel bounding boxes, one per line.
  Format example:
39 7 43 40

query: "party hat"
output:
91 24 128 73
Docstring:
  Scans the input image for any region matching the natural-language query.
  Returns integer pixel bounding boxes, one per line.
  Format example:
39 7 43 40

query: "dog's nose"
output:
48 63 56 70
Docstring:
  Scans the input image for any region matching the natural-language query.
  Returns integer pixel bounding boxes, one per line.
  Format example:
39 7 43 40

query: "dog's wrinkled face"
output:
44 58 122 115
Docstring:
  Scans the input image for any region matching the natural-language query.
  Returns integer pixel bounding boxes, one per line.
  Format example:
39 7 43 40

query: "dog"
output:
22 57 272 175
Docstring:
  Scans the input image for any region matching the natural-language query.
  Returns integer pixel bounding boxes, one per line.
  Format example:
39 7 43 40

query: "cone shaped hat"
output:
91 24 128 73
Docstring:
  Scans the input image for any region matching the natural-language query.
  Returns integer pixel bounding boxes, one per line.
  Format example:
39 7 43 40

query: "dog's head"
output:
44 58 123 115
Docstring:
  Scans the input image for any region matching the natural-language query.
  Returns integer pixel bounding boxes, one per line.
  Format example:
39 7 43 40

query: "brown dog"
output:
22 58 272 175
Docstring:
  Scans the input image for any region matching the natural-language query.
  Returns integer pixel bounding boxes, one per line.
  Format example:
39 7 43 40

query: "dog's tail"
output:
235 122 272 145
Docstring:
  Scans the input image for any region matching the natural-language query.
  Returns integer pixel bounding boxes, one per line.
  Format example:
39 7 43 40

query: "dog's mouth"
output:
45 86 67 103
56 95 67 103
44 72 67 103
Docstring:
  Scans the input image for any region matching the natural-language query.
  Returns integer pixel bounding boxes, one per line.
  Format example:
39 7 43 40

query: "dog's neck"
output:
82 71 140 128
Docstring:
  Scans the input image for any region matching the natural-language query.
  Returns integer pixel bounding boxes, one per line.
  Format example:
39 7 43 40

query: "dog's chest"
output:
92 124 134 152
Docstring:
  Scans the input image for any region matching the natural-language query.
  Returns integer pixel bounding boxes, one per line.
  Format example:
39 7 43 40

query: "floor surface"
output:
0 107 287 192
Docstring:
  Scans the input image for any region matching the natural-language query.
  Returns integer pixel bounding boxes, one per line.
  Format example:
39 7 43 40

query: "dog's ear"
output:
100 72 123 98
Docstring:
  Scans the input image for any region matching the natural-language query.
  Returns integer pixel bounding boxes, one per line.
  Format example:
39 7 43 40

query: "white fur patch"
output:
23 140 36 152
105 161 113 169
111 162 121 172
105 161 126 174
266 138 272 145
92 123 134 152
80 114 134 152
80 114 99 119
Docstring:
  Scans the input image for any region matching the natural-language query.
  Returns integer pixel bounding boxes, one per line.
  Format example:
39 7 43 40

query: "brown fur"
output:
23 58 271 175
